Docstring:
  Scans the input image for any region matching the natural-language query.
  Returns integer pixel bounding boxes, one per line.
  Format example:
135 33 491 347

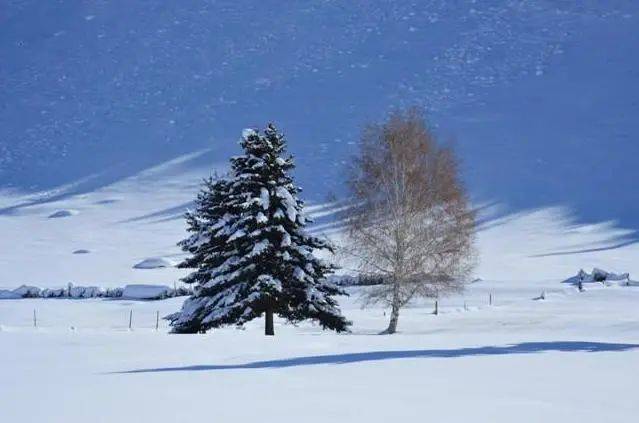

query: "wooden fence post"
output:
128 310 133 330
155 311 159 330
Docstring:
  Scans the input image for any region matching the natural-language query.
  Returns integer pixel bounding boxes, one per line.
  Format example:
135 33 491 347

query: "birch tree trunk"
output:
382 279 401 334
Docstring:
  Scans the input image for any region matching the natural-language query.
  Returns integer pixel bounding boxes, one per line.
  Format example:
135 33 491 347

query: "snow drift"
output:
0 284 190 300
133 257 176 270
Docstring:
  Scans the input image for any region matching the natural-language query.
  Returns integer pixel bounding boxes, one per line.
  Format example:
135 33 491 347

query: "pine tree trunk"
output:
381 280 401 334
265 308 275 336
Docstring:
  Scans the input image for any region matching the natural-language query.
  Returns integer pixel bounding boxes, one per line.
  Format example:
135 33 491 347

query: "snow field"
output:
0 282 638 422
1 151 638 422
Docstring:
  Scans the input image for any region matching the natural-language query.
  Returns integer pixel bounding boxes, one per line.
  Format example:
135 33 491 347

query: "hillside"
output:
1 1 638 227
1 151 638 289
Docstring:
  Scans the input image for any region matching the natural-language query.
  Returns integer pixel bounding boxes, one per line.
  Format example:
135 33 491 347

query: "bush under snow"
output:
563 268 636 286
121 284 171 300
0 290 22 299
0 284 191 300
11 285 41 298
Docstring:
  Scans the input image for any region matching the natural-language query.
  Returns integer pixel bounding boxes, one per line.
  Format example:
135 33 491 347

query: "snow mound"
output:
563 268 635 286
69 286 104 298
12 285 41 298
0 290 22 299
0 284 191 300
72 249 91 254
121 284 171 300
133 257 176 269
48 209 79 218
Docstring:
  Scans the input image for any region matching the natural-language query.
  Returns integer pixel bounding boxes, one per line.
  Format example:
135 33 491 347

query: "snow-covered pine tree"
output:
165 176 235 333
167 124 351 335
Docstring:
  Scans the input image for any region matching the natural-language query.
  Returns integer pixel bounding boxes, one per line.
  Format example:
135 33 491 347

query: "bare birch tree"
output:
344 108 476 334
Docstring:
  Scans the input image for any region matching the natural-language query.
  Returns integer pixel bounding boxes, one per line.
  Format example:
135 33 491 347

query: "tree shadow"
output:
113 341 638 374
473 202 533 234
0 148 220 218
0 156 173 217
118 201 195 224
528 236 639 258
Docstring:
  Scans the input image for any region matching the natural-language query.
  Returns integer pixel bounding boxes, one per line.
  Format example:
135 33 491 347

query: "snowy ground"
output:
1 282 638 422
1 155 639 422
1 150 638 289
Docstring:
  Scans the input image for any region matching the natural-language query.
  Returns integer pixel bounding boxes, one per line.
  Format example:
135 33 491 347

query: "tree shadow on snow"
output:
528 236 639 258
114 341 638 374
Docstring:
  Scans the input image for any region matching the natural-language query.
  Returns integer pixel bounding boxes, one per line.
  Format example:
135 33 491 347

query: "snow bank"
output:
0 284 189 300
48 209 79 218
69 286 104 298
0 290 22 299
12 285 41 298
133 257 176 269
0 285 42 299
41 288 67 298
563 268 635 286
122 284 171 300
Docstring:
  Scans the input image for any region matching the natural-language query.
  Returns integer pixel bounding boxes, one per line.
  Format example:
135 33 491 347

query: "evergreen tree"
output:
165 176 235 333
167 124 350 335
